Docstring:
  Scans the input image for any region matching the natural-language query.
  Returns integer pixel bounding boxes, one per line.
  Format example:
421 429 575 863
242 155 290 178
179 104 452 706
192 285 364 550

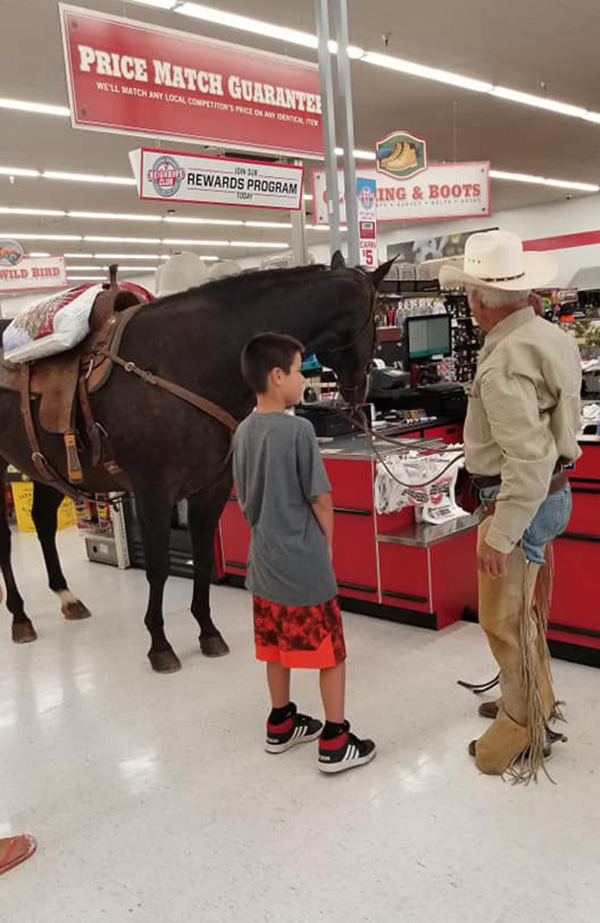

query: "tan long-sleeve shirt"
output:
465 307 582 553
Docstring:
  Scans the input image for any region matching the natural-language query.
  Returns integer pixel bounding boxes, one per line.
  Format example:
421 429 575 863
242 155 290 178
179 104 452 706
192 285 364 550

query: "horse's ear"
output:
369 256 397 291
331 250 346 270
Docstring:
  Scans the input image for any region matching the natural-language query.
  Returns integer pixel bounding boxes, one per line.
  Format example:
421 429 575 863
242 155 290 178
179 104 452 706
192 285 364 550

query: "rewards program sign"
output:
130 149 304 210
59 5 323 158
312 163 490 224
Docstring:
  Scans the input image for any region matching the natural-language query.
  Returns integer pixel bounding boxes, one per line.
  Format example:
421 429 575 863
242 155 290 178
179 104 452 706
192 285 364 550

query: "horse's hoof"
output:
149 650 182 673
200 634 230 658
12 622 38 644
61 601 92 621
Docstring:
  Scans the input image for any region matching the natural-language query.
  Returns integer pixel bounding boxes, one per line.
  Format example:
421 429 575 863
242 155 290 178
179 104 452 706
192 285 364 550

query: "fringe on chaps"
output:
473 518 563 784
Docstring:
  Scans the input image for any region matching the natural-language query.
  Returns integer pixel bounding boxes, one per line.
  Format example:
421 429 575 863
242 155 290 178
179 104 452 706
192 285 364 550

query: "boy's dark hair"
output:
241 332 305 394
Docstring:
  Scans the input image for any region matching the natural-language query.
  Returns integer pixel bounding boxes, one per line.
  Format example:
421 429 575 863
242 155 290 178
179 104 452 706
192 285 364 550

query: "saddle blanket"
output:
2 283 103 364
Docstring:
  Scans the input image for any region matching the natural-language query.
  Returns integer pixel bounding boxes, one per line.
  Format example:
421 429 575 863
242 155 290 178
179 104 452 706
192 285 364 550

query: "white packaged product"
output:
375 448 467 525
2 283 103 364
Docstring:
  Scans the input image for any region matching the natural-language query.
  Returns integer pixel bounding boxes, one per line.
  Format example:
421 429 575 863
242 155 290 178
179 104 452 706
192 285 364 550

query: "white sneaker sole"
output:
317 747 377 774
265 728 322 754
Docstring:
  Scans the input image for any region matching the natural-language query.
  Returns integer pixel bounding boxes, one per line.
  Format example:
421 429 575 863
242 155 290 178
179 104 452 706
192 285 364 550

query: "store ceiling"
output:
2 0 600 283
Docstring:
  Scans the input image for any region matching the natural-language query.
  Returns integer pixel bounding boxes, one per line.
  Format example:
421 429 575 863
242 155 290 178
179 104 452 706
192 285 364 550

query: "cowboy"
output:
440 230 582 781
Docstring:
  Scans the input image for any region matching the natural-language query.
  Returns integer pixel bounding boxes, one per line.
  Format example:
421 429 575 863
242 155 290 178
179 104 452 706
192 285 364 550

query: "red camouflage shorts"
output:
253 595 346 669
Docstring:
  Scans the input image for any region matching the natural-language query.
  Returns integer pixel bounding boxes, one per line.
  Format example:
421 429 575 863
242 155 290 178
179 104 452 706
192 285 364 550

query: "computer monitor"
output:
405 314 452 362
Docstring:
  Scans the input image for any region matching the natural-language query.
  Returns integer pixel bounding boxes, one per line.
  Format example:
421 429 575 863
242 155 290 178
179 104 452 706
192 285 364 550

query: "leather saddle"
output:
0 274 146 492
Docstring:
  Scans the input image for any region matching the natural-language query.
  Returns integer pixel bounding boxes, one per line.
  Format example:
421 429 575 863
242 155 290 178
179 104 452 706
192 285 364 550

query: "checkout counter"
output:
219 427 476 632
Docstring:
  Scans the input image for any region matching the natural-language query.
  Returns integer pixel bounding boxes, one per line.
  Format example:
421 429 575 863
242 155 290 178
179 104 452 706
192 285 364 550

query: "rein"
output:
334 404 466 490
98 346 238 433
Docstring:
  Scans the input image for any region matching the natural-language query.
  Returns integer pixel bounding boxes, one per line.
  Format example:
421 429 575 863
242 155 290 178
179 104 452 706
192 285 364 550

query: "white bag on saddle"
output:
2 284 103 363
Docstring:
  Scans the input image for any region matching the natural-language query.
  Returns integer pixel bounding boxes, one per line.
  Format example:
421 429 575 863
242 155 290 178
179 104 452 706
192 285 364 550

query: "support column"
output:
314 0 342 256
333 0 360 266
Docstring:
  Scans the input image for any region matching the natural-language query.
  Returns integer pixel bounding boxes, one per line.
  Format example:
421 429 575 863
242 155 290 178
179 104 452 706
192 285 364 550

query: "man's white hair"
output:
466 285 531 310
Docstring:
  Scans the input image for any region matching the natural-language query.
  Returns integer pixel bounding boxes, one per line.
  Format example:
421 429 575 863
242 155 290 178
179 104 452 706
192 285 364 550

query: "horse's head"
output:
315 251 395 407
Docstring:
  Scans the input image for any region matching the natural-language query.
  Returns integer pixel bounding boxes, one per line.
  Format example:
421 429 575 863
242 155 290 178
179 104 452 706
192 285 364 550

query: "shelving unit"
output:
77 493 130 569
444 291 480 384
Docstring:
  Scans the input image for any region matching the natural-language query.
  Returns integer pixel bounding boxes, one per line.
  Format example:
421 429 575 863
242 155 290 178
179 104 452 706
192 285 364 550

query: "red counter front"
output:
547 438 600 666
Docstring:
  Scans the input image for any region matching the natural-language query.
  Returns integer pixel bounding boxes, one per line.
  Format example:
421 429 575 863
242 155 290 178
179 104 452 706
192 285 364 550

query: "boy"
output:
233 332 376 774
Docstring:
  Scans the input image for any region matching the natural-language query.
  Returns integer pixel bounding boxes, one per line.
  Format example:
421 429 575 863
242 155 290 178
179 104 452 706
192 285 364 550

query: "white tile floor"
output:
1 528 599 922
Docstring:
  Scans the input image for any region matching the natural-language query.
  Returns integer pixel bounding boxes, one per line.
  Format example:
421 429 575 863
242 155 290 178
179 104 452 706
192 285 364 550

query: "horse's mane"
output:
151 263 329 310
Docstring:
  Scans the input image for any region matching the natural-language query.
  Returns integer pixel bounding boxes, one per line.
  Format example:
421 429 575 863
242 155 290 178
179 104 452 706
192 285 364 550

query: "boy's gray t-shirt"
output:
233 412 338 607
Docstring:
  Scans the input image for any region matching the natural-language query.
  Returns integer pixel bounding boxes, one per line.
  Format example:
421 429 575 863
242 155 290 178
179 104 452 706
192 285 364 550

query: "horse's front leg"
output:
31 482 91 621
187 483 231 658
135 487 181 673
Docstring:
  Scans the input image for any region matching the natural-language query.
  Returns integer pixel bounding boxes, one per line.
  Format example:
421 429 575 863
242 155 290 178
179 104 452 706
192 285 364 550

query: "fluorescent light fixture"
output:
109 265 158 271
176 4 318 49
67 275 107 281
68 211 162 222
28 251 50 257
361 52 493 93
127 0 179 9
245 220 292 229
162 238 229 247
490 87 586 118
63 253 94 258
66 264 159 271
542 179 600 191
0 232 82 240
163 237 288 248
43 171 136 186
227 241 289 248
328 40 365 59
84 236 162 243
94 253 161 259
334 147 376 160
199 255 219 261
583 112 600 125
164 216 244 227
0 166 41 177
489 169 599 192
0 206 66 217
0 97 70 117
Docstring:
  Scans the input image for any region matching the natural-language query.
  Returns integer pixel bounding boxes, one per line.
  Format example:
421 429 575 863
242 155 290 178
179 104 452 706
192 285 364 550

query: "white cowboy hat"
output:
438 230 557 291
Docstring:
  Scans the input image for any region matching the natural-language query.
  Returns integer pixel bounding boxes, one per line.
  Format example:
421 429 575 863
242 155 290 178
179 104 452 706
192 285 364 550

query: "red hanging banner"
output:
59 4 324 158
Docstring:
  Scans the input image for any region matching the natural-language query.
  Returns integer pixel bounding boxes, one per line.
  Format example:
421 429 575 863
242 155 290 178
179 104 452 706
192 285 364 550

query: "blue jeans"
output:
480 485 572 564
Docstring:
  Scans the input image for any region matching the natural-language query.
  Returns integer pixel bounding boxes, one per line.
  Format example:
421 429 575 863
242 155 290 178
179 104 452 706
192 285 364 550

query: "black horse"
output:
0 253 392 672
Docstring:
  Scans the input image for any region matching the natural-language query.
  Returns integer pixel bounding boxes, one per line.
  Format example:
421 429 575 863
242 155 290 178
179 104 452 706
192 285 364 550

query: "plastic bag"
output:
2 284 103 363
375 448 466 525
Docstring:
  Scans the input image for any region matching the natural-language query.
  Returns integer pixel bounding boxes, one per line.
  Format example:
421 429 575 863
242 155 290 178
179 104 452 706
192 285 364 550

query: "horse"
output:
0 252 393 672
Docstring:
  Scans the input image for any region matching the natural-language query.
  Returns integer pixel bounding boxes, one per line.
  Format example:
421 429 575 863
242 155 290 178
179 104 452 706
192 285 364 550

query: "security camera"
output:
382 32 391 47
566 194 573 200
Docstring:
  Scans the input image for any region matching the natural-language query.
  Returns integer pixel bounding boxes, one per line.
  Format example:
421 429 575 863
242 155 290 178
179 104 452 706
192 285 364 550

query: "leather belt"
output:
472 463 564 492
481 469 569 519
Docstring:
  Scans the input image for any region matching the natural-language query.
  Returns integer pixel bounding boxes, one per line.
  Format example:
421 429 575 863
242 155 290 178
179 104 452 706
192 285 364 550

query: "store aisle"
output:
1 528 599 923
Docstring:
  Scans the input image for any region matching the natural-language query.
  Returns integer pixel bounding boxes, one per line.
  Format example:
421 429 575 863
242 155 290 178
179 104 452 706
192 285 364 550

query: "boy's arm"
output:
312 491 334 556
232 433 246 514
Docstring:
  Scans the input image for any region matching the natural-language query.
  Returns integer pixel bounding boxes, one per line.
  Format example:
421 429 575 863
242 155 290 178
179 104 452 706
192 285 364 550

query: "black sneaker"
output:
318 721 377 774
265 703 323 754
